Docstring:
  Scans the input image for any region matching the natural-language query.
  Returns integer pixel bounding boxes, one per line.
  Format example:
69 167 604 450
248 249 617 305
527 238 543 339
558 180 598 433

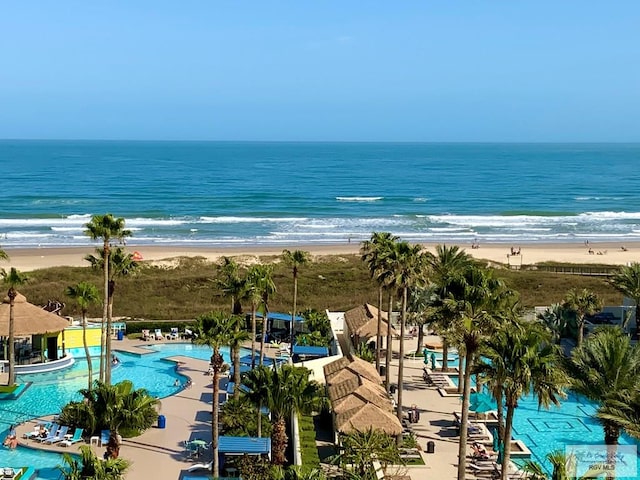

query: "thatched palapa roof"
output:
324 354 381 385
343 304 397 341
0 292 69 336
333 388 393 414
335 403 403 436
328 376 388 404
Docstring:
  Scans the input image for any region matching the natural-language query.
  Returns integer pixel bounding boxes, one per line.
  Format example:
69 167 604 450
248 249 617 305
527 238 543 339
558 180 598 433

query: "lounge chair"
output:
153 329 164 340
44 425 69 444
187 461 212 472
168 327 179 340
23 422 52 439
141 329 151 341
60 428 84 447
100 429 111 446
35 423 59 443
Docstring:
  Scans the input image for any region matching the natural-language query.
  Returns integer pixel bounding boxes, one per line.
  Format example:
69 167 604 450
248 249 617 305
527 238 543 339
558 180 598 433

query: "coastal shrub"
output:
298 413 320 467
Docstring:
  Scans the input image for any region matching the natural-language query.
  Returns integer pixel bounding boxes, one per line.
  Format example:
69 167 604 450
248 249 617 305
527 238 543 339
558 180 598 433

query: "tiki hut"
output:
343 304 397 350
0 292 70 363
335 403 403 436
333 388 393 414
325 356 382 386
328 376 389 405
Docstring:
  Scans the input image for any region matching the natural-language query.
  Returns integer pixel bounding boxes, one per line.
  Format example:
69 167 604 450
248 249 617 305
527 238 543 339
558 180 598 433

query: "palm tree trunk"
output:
396 287 407 445
441 339 449 372
82 309 93 390
500 404 515 480
271 416 288 465
291 274 297 344
233 345 241 400
457 354 464 394
259 304 268 365
7 292 16 386
251 303 257 368
577 315 584 347
212 369 220 478
257 400 262 438
375 286 383 373
105 288 114 385
495 386 505 444
415 324 425 355
385 291 393 392
100 244 109 383
603 422 620 480
456 350 475 480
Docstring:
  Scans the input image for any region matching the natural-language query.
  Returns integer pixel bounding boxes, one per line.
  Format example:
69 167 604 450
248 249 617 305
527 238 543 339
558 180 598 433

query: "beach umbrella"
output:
469 392 494 406
470 398 497 414
239 354 274 366
491 426 500 453
430 353 437 370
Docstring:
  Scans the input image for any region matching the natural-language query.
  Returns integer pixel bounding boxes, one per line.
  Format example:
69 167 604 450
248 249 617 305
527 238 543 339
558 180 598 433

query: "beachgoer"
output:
185 379 193 389
112 354 120 365
206 365 214 376
3 425 17 449
174 378 180 387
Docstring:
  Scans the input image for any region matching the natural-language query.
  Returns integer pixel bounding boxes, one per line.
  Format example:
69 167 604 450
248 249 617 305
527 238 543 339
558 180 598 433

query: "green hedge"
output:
298 413 320 467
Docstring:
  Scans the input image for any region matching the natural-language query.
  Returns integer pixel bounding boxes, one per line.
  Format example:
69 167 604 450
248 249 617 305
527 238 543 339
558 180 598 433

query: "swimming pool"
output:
0 343 239 479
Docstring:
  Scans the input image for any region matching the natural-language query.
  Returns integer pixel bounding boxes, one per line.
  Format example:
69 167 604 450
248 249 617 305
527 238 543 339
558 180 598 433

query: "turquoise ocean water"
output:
1 140 640 247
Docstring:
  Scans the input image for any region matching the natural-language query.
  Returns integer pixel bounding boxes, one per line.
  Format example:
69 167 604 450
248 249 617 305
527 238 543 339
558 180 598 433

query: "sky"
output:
1 1 639 142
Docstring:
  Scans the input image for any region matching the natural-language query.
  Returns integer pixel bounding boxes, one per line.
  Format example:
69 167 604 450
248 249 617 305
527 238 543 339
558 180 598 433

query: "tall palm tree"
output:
478 320 567 480
383 240 426 438
453 265 513 480
563 327 640 476
243 364 325 465
86 246 138 384
609 262 640 337
58 445 130 480
1 267 28 386
216 256 245 315
563 288 602 347
245 265 264 367
361 232 398 374
282 249 310 344
426 244 473 372
329 428 401 478
193 311 233 478
253 264 276 364
84 215 131 385
65 281 100 390
537 303 569 345
227 315 250 400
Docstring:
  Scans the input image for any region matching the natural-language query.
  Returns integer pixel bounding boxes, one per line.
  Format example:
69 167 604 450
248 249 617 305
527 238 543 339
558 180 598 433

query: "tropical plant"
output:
227 315 250 399
193 311 233 478
301 309 332 339
477 319 567 480
609 262 640 337
282 466 328 480
406 286 431 354
216 256 245 315
65 281 100 390
282 249 310 343
253 264 276 364
563 326 640 474
84 214 131 385
522 449 609 480
329 428 401 479
243 364 326 465
220 396 271 437
425 244 472 372
1 267 28 386
353 341 376 363
58 445 130 480
383 240 426 436
59 380 159 447
563 288 602 347
360 232 398 375
537 303 570 344
245 264 264 366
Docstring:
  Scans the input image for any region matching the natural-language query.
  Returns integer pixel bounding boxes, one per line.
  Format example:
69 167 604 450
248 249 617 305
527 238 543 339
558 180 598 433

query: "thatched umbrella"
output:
335 403 403 436
333 389 394 414
0 293 69 336
328 376 387 404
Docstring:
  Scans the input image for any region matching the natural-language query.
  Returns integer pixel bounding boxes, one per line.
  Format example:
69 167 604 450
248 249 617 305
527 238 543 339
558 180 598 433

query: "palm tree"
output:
282 249 310 344
216 256 245 315
84 215 131 384
86 247 138 384
227 315 250 400
65 281 100 390
426 244 473 372
329 428 401 479
243 364 325 465
609 263 640 337
1 267 28 386
537 303 569 345
245 265 264 367
58 445 130 480
563 288 602 347
360 232 398 375
563 327 640 475
253 264 276 364
478 320 567 480
193 311 233 478
453 265 513 480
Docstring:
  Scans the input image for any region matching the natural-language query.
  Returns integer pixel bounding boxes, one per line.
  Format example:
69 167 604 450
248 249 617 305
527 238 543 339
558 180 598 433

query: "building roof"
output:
333 388 393 414
324 354 381 385
0 292 70 336
335 403 403 436
291 345 329 357
343 304 397 341
255 312 304 323
327 376 387 404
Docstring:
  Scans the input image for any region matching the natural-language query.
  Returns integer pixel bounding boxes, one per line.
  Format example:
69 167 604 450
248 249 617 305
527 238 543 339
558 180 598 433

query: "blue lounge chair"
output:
60 428 84 447
36 423 60 443
23 422 52 439
45 425 69 444
100 429 110 446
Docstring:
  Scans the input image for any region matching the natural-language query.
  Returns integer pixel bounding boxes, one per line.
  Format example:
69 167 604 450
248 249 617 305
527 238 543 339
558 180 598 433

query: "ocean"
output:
1 140 639 248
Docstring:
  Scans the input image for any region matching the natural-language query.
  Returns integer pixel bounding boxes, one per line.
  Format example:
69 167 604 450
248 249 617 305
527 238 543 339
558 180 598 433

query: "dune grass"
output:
15 254 623 321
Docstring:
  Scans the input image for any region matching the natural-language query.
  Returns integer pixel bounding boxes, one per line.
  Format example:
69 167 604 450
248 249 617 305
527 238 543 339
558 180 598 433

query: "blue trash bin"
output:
117 330 124 341
158 415 166 429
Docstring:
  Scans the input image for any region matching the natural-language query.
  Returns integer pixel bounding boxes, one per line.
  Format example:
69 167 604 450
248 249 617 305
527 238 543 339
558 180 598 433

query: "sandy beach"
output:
2 241 639 272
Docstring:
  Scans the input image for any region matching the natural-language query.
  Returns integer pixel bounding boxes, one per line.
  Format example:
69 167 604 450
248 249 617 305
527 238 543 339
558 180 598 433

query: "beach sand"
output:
2 241 639 272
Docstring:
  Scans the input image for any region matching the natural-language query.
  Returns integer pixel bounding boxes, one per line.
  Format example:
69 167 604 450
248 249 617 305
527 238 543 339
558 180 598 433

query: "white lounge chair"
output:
141 329 151 341
153 329 164 340
168 327 179 340
187 461 212 472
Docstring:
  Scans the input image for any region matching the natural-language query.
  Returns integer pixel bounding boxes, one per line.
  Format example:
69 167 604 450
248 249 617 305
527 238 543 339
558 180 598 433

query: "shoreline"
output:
2 241 638 272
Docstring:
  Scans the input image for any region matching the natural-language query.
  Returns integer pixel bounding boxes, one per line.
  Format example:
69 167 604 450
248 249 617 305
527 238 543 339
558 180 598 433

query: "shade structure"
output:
255 312 304 323
335 403 403 436
228 364 252 376
0 292 69 336
470 398 498 414
291 345 329 358
239 354 275 366
219 436 271 455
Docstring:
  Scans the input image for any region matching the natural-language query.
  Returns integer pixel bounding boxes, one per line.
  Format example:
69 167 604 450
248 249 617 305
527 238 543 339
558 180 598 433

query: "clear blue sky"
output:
1 2 639 142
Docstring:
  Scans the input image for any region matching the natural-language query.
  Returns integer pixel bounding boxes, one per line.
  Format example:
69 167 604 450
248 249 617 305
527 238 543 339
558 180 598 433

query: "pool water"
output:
0 343 239 478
